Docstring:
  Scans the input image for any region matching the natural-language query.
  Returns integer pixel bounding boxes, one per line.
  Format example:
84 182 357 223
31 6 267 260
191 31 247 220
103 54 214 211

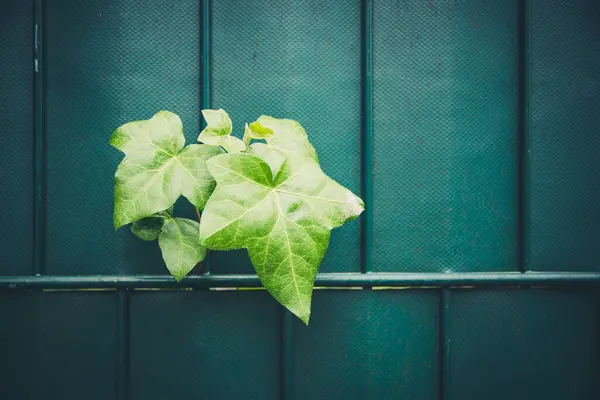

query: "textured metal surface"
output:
34 0 45 275
448 289 600 399
293 290 439 399
116 290 129 400
129 290 280 399
361 0 374 273
211 0 362 274
1 1 600 399
44 0 201 275
373 0 519 272
529 0 600 271
199 0 213 274
0 0 34 275
0 292 118 399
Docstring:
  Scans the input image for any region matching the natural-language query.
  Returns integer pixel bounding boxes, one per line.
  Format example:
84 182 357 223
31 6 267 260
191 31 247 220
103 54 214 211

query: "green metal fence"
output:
1 0 599 399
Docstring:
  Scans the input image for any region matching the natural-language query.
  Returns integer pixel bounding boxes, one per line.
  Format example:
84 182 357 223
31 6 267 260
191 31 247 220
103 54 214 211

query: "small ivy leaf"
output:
158 217 206 281
198 109 246 153
110 111 223 229
131 207 173 241
200 125 364 323
248 120 274 139
201 109 232 136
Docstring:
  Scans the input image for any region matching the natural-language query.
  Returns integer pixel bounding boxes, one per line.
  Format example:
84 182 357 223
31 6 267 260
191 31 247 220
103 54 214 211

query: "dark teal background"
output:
1 0 599 399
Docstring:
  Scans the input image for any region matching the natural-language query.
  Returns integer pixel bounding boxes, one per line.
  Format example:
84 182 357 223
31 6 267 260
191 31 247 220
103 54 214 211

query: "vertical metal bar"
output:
201 0 211 113
280 311 294 400
361 0 374 274
117 290 130 400
33 0 45 276
200 0 213 274
517 0 531 273
438 289 451 400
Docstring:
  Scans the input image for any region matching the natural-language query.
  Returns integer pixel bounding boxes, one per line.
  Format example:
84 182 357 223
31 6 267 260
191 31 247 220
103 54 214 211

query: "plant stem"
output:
242 123 252 148
193 207 211 274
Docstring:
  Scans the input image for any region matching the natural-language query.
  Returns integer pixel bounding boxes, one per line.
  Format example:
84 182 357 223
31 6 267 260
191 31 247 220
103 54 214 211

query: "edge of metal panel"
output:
517 0 532 273
33 0 45 276
117 289 130 400
438 289 451 400
200 0 212 274
361 0 374 274
281 311 294 400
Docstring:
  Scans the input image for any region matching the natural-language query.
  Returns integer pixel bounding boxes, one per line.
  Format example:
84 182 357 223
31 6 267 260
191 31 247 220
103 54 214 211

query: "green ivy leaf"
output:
159 217 206 281
198 109 246 153
247 115 319 178
251 115 319 163
248 143 286 177
248 120 274 139
110 111 223 229
131 207 173 241
199 118 364 324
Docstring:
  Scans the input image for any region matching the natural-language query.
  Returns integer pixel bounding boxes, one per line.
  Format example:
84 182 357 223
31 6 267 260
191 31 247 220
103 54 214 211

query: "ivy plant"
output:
111 109 364 323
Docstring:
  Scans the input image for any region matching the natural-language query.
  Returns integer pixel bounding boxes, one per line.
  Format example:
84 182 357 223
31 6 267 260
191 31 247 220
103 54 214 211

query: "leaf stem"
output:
242 123 252 148
193 206 210 274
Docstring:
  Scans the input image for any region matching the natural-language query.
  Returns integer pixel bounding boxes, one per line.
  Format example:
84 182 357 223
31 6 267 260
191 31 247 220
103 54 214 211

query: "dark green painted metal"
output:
2 271 600 290
0 0 34 276
200 0 213 275
201 0 211 113
33 0 45 276
439 289 451 400
44 0 201 275
292 290 440 399
1 2 600 399
0 292 118 399
529 0 600 271
361 0 373 274
447 289 599 399
281 311 294 400
210 0 362 274
128 290 280 399
517 0 531 273
116 290 129 400
373 0 519 272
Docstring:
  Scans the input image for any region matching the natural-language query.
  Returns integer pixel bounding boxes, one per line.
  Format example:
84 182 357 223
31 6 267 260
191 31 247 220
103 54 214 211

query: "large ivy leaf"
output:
158 217 206 281
131 207 173 241
198 109 246 153
110 111 223 229
199 118 364 323
248 143 286 177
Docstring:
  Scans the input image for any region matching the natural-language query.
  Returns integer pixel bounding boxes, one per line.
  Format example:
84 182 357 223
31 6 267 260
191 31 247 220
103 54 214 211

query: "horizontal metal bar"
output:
1 272 600 290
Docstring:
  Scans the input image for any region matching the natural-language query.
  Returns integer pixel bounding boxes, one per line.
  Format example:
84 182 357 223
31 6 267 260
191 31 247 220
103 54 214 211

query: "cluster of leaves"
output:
111 109 364 323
